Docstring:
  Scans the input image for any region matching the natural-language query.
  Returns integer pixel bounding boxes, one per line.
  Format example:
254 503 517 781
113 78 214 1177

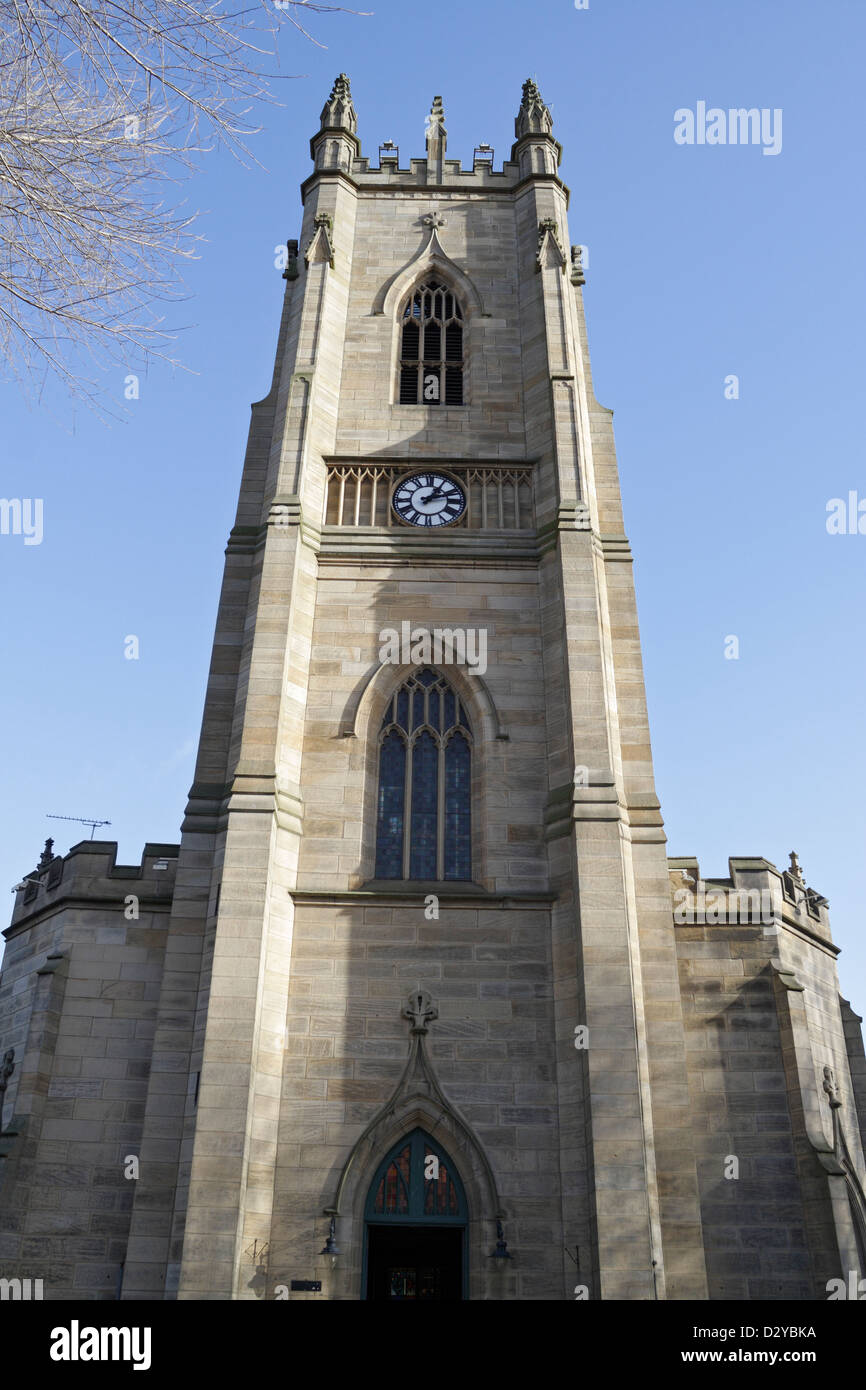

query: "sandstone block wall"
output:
0 843 177 1299
670 856 866 1300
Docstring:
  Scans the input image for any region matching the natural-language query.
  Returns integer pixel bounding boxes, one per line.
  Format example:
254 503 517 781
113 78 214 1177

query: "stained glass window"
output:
410 732 438 879
375 729 406 880
366 1129 467 1223
373 1143 411 1215
444 732 471 881
374 669 471 881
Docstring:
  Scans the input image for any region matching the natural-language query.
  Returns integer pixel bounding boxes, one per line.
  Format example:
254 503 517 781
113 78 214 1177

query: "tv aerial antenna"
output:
47 814 112 840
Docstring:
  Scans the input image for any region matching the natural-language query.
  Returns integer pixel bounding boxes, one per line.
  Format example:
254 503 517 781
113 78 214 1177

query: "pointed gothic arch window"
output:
365 1129 467 1223
398 281 464 406
374 668 471 881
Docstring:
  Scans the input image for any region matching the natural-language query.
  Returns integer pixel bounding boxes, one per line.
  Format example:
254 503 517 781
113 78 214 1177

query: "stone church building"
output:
2 78 865 1302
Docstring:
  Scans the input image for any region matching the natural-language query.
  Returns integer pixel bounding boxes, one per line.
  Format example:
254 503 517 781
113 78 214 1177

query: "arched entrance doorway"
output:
363 1128 468 1300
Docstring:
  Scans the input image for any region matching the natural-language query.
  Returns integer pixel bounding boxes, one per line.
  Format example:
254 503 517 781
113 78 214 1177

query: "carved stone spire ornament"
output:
536 217 566 274
425 95 447 158
515 78 554 139
319 72 357 134
425 95 447 186
789 850 804 882
305 212 336 270
38 838 55 870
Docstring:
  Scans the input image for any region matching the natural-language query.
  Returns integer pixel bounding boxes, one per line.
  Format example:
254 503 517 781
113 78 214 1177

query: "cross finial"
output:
403 988 438 1035
422 212 446 228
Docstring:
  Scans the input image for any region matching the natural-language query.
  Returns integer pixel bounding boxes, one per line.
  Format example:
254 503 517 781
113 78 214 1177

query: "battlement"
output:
305 75 567 199
6 839 179 935
667 852 833 944
349 155 525 188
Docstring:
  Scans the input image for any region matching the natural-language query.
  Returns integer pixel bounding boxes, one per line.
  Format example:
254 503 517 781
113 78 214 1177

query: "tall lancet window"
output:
398 281 464 406
375 669 471 881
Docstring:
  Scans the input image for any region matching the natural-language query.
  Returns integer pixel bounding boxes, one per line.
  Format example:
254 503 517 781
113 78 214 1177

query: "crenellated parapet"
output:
7 839 179 934
303 75 568 198
668 851 831 941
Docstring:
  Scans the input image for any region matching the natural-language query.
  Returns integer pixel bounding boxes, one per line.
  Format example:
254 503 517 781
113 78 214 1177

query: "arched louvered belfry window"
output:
365 1129 467 1224
374 668 471 881
398 281 464 406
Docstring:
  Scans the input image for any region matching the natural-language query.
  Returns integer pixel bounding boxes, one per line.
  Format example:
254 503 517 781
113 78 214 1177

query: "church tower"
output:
119 75 707 1301
3 77 864 1304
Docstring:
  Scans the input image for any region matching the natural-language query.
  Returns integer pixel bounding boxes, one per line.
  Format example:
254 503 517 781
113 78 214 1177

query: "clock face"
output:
392 472 467 528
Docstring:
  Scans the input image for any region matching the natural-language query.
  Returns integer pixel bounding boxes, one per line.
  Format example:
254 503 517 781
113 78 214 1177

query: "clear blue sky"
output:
2 0 863 1012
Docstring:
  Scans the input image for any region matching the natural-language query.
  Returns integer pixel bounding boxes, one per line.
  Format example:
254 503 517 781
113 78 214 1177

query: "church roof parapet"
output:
667 852 833 944
6 840 179 934
303 76 568 200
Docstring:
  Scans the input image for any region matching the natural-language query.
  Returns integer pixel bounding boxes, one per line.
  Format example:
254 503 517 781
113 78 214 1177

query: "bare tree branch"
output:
0 0 368 408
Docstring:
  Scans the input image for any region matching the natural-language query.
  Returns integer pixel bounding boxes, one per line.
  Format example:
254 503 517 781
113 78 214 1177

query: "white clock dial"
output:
392 472 467 528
